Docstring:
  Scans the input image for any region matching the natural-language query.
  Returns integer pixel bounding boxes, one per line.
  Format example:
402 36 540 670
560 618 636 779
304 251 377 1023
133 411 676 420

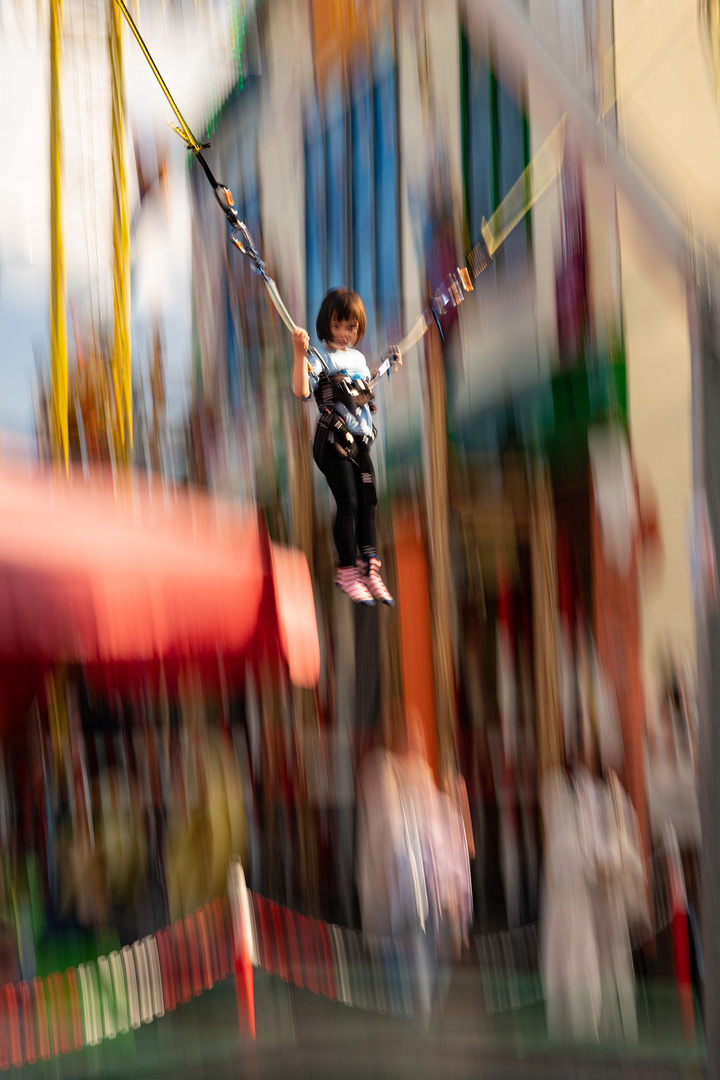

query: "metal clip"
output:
230 229 247 254
458 266 473 292
167 122 208 152
448 273 463 306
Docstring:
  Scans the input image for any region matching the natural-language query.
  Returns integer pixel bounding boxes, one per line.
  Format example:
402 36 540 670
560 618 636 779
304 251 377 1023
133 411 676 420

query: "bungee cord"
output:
112 0 566 383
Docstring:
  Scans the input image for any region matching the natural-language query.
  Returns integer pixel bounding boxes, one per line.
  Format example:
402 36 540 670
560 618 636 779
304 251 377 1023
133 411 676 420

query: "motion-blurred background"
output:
0 0 717 1074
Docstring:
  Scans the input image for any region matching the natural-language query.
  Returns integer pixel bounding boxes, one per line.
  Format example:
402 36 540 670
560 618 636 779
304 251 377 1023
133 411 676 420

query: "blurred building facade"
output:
189 0 707 930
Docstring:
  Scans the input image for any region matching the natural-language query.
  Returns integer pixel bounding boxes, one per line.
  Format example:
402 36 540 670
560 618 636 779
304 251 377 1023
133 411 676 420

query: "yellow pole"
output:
712 0 720 103
110 0 131 462
50 0 68 470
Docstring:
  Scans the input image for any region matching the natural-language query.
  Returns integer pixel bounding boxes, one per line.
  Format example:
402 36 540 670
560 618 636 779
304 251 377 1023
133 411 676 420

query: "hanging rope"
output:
112 0 566 382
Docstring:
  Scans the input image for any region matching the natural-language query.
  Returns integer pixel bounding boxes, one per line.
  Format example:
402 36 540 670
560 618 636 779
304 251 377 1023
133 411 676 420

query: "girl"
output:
292 287 401 606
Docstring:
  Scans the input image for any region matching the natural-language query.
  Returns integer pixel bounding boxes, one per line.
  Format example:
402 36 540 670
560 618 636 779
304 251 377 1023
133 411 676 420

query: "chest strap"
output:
313 371 375 417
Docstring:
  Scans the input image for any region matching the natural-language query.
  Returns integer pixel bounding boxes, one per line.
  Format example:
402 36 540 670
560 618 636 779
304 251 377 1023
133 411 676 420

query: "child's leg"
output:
355 459 377 557
321 452 361 567
321 453 375 605
355 464 394 606
357 504 377 561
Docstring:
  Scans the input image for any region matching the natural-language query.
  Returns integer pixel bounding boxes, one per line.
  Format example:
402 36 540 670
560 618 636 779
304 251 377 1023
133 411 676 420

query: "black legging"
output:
319 450 377 567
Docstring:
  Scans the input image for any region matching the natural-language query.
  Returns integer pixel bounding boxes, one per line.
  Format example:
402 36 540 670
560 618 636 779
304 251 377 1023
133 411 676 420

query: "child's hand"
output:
293 327 310 356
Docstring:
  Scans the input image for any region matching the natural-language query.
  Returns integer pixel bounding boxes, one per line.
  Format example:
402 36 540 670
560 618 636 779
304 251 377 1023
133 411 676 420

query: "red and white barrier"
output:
227 857 256 1039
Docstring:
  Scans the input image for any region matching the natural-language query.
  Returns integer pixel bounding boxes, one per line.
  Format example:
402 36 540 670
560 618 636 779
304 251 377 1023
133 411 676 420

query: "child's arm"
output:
292 327 311 399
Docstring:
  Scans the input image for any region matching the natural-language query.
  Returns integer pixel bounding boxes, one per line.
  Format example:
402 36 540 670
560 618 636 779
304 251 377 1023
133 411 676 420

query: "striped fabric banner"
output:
0 886 438 1067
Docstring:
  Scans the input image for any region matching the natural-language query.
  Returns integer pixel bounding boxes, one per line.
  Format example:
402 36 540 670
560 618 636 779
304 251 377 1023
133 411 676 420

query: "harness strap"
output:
313 372 375 417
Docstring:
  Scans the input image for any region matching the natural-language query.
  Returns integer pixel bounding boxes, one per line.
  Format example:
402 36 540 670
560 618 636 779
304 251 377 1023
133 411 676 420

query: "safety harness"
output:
312 371 377 505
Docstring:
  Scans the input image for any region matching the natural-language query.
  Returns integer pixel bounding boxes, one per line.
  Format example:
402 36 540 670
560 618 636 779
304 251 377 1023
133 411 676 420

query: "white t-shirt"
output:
307 346 374 438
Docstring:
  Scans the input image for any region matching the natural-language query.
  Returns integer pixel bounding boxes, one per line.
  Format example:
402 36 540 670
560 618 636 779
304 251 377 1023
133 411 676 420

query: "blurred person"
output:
292 288 401 606
647 639 701 979
540 767 601 1042
396 716 473 968
164 713 249 922
355 704 472 1021
648 639 698 779
541 742 647 1044
575 764 643 1044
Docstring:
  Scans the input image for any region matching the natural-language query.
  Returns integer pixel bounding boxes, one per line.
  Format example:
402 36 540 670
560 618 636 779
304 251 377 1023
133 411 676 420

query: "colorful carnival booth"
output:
0 468 319 989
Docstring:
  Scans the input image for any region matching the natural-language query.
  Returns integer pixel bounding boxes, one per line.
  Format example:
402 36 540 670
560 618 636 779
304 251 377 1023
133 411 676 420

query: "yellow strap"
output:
112 0 203 153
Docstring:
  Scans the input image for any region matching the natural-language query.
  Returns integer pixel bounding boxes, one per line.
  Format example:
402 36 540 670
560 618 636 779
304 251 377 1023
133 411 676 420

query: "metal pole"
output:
50 0 68 470
424 323 455 778
690 253 720 1078
530 461 563 787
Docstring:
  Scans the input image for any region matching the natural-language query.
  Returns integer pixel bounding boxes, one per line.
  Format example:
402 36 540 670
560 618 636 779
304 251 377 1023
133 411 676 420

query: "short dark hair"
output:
315 288 366 346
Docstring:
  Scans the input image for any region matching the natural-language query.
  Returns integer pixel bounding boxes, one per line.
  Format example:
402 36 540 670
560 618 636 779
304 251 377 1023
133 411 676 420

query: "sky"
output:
0 0 249 455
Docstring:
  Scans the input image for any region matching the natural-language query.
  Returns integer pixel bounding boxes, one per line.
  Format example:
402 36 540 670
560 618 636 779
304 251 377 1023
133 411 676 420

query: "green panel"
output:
387 356 628 485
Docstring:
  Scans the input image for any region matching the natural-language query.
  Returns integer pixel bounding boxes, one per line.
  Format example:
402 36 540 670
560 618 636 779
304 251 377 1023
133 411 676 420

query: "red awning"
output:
0 470 319 726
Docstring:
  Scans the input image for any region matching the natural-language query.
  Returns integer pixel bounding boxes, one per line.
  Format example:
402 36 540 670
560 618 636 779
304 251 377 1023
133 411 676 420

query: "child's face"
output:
328 315 359 350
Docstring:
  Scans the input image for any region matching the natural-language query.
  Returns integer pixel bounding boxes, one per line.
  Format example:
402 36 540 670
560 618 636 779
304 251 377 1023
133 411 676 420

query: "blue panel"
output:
497 78 527 264
243 175 263 383
467 49 493 244
226 140 263 406
226 249 240 410
305 105 326 336
373 62 399 341
303 47 400 355
351 65 376 351
325 87 347 291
